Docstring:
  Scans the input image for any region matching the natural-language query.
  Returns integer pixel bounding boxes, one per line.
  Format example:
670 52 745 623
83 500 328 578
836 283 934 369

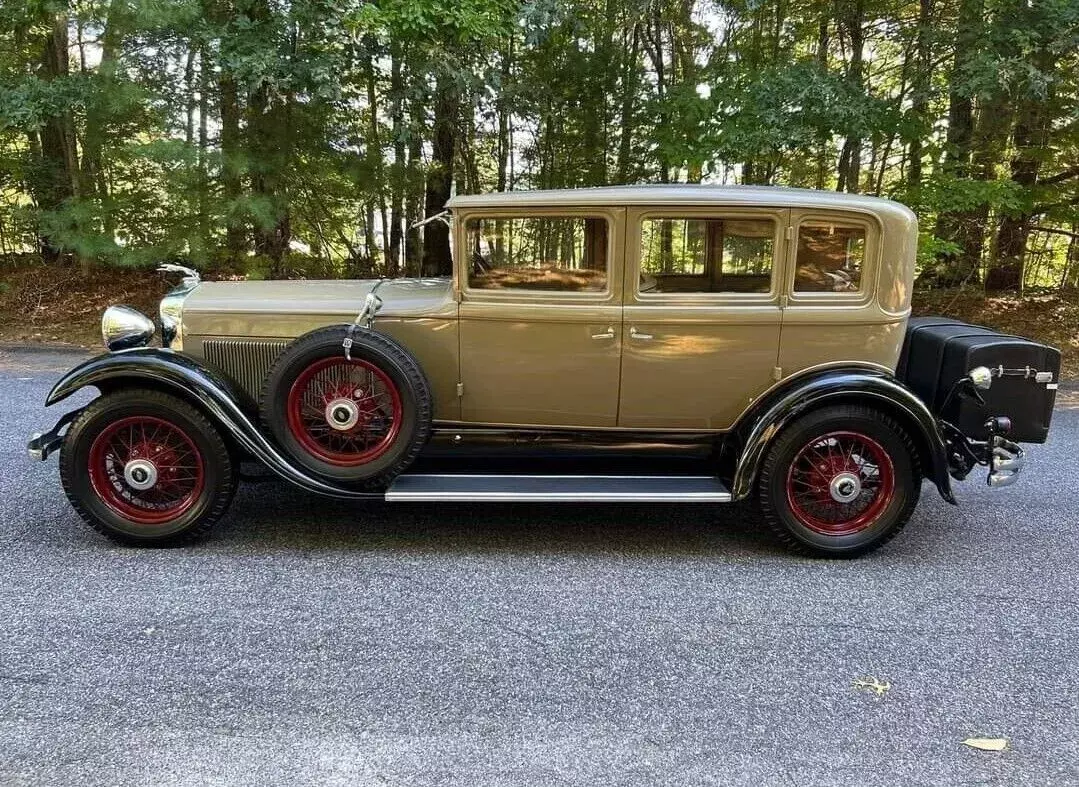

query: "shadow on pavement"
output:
204 480 786 559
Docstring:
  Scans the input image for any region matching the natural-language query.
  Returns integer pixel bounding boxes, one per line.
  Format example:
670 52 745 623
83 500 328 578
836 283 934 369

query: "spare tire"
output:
259 325 433 488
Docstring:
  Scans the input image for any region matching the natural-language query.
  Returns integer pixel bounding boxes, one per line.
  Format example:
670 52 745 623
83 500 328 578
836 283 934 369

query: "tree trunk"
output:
1065 221 1079 289
836 0 864 193
198 45 210 257
218 71 245 260
615 24 640 183
815 17 830 190
81 0 121 250
986 111 1043 292
387 44 406 277
364 46 390 273
421 74 456 277
985 32 1053 293
404 82 425 275
926 0 984 286
906 0 933 188
246 12 294 275
496 35 513 192
32 6 80 263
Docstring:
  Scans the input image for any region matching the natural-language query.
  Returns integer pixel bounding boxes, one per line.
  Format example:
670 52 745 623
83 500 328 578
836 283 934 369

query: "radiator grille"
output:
203 338 291 401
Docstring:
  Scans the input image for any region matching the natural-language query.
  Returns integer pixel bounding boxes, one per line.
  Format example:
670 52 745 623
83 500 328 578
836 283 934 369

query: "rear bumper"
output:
987 436 1024 488
942 418 1026 488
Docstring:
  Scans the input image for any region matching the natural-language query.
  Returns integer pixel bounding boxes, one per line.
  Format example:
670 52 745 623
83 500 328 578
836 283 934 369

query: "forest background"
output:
0 0 1076 367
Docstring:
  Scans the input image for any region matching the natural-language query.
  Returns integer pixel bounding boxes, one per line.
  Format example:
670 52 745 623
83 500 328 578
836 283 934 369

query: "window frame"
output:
455 206 623 304
785 211 881 306
627 206 786 305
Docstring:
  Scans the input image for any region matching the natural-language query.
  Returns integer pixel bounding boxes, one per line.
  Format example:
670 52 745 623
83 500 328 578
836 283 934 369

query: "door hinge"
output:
456 382 464 397
785 225 794 241
773 366 783 381
779 294 789 309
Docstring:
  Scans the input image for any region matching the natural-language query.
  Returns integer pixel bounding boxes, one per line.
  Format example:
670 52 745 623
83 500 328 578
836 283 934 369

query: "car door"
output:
617 206 787 430
779 209 901 375
455 206 625 427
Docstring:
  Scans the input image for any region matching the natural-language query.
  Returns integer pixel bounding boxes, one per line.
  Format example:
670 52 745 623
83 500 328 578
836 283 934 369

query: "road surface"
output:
1 345 1076 786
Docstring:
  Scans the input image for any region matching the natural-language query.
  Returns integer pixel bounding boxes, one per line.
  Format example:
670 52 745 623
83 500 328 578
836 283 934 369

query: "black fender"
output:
728 364 956 504
45 348 382 499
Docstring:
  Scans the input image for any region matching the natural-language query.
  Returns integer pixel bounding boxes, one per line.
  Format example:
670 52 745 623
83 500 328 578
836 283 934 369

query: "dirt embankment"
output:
912 290 1078 380
0 265 174 348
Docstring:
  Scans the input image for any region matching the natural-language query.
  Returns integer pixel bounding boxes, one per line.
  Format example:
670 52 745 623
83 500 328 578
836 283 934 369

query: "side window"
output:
794 223 867 293
465 216 608 292
639 217 774 294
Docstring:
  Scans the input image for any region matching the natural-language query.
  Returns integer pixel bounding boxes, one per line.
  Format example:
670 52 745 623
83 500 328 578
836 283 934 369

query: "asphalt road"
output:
1 345 1076 787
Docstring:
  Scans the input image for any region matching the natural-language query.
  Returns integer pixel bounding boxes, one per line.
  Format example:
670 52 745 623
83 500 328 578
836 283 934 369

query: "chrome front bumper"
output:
26 408 82 462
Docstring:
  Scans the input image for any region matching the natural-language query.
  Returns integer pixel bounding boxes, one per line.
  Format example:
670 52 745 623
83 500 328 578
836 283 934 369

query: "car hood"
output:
182 277 457 320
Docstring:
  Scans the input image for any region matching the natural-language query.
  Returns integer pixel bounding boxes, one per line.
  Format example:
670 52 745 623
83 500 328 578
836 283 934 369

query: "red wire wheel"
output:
87 416 206 525
785 430 895 536
285 357 403 467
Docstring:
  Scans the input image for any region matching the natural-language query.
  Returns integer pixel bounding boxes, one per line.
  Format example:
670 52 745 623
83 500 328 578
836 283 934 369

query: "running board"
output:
385 474 732 503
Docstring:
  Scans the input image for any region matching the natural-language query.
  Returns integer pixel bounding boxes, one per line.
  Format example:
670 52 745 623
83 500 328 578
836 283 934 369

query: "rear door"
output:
779 209 900 376
617 206 787 430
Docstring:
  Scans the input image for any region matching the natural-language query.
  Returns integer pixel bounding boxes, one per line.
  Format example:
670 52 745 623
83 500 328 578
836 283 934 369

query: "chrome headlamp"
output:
101 306 156 351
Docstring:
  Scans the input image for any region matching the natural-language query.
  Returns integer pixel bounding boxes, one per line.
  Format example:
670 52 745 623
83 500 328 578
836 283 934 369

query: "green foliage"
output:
0 0 1074 293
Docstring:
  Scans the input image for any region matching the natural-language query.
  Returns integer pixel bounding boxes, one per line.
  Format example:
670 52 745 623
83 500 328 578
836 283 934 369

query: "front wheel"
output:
59 389 237 546
757 405 921 558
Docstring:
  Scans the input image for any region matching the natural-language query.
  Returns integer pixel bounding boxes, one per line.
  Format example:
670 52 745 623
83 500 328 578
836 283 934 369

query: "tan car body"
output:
178 185 917 432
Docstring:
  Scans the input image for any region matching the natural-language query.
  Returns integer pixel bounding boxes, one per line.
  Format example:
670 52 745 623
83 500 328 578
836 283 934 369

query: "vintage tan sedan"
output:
29 186 1061 556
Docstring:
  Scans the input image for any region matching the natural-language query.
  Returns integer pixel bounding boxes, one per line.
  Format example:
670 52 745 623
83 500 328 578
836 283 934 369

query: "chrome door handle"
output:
591 327 615 340
630 327 654 340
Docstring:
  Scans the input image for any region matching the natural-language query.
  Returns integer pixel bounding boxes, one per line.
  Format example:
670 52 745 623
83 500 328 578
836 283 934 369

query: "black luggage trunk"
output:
898 317 1060 443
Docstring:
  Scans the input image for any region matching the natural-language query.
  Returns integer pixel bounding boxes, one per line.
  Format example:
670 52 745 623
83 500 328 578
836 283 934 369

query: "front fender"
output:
45 348 380 500
729 365 955 504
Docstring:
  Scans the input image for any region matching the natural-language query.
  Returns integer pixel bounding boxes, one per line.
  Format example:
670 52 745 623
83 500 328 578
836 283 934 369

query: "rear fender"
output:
728 364 955 504
45 348 381 500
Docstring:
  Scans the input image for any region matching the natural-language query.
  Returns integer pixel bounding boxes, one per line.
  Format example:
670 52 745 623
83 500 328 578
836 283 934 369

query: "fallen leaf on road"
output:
852 677 890 697
963 738 1008 751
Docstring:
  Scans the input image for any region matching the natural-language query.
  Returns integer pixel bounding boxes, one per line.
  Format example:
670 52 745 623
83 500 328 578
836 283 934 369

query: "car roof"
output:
446 184 914 221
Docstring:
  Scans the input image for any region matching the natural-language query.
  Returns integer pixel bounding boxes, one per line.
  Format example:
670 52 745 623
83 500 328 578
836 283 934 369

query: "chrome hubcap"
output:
325 397 360 431
123 458 159 491
829 471 862 503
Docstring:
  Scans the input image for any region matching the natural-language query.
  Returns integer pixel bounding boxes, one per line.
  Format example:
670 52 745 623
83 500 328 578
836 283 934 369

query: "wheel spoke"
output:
786 430 896 537
287 357 403 467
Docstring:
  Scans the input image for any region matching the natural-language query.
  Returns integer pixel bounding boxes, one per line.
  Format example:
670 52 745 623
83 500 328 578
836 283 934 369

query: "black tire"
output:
757 405 921 558
60 388 237 546
259 325 432 489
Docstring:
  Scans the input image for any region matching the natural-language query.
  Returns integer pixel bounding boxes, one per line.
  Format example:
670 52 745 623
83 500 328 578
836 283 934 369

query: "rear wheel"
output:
757 405 920 557
60 389 237 546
